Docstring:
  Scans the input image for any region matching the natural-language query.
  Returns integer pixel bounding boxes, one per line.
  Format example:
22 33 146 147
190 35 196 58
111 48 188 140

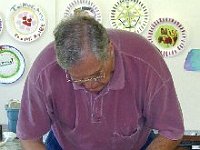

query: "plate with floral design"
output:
147 18 186 57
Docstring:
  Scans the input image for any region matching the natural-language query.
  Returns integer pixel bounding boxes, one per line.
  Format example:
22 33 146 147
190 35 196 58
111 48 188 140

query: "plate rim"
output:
6 2 46 42
0 45 25 84
0 15 3 35
64 0 102 23
147 17 186 57
110 0 149 33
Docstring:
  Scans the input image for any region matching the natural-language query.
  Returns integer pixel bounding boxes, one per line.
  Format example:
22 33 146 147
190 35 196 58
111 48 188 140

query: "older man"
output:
17 15 184 150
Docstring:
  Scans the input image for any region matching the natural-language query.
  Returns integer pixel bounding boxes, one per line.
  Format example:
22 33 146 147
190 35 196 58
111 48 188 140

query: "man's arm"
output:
20 138 46 150
146 134 182 150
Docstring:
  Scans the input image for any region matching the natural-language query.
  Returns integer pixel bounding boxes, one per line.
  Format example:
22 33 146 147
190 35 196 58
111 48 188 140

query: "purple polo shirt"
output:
17 29 184 150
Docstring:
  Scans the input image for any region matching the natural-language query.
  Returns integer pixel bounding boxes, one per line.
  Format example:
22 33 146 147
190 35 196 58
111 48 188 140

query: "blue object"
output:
6 108 19 133
184 49 200 71
45 130 63 150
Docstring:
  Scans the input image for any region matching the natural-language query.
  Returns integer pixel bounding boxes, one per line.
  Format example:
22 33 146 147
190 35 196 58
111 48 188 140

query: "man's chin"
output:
87 86 104 92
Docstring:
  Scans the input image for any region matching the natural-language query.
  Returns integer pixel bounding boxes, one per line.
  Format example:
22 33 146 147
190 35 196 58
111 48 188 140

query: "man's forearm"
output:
20 139 46 150
146 134 182 150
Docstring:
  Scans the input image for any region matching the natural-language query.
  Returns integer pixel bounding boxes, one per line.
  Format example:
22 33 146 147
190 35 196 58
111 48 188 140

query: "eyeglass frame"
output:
65 64 105 84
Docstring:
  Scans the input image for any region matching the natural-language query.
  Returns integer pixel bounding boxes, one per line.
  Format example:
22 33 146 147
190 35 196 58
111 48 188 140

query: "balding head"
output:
54 15 109 70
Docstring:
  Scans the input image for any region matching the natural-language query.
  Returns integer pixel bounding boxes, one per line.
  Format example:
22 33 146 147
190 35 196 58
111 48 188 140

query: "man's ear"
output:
108 41 115 71
108 41 114 56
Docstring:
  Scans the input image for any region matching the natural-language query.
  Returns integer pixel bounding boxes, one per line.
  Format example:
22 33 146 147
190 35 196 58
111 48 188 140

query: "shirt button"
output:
92 114 102 123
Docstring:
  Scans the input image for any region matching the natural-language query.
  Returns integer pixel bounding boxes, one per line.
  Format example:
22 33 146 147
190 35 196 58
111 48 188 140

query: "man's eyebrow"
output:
84 66 102 78
89 68 101 77
71 65 102 79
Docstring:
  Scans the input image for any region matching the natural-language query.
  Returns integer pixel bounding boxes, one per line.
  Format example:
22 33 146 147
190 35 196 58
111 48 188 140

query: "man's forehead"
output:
68 54 102 78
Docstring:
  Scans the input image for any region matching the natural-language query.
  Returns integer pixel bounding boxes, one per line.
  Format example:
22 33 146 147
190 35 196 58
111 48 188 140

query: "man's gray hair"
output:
53 15 109 69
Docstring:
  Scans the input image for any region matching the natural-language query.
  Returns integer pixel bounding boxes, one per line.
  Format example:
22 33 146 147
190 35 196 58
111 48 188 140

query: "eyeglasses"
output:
66 69 105 84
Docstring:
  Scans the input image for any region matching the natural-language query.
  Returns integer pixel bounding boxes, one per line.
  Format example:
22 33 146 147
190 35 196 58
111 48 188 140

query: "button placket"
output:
91 96 103 123
84 88 109 123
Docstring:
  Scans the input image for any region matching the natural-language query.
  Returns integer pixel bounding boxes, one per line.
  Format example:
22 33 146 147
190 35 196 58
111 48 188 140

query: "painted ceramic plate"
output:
0 14 3 35
110 0 149 33
64 0 102 22
147 18 186 57
7 3 46 42
0 45 25 84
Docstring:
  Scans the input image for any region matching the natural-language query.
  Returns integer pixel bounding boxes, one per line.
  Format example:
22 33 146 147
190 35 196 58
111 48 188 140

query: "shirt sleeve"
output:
145 77 184 140
16 76 51 140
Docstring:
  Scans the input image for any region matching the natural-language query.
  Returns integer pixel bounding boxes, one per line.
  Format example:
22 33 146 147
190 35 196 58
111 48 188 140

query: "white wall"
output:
0 0 200 130
0 0 56 123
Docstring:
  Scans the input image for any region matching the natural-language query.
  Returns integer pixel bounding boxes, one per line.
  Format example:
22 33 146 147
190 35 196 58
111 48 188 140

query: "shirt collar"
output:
107 46 125 90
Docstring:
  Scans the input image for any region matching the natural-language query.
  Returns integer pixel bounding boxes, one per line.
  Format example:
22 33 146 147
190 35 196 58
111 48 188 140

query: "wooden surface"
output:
182 135 200 141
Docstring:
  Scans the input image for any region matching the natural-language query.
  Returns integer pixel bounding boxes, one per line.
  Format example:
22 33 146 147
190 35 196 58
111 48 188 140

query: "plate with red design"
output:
147 18 186 57
7 3 46 42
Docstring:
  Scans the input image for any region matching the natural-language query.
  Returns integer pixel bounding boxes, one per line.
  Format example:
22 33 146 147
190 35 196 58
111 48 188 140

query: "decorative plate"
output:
110 0 149 33
147 18 186 57
0 14 3 35
64 0 102 22
0 45 25 84
7 3 46 42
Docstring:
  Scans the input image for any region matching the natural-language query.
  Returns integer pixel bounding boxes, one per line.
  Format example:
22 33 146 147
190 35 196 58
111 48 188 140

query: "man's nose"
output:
83 81 98 89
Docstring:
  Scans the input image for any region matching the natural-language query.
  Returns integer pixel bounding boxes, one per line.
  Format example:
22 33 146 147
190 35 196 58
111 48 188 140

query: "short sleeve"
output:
16 76 51 140
146 78 184 140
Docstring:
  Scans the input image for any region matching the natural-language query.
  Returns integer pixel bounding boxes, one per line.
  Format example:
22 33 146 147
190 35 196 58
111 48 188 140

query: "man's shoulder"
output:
33 41 56 67
37 41 56 61
107 29 162 62
107 29 143 40
28 41 59 80
107 29 171 80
